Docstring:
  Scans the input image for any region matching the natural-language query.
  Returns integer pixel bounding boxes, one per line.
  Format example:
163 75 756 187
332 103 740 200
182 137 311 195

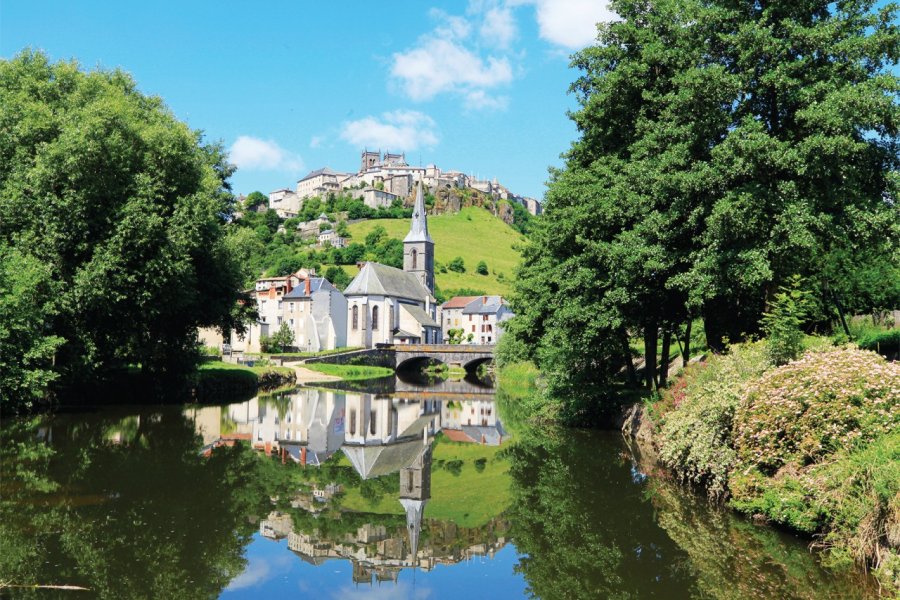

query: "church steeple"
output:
399 442 431 567
403 179 435 294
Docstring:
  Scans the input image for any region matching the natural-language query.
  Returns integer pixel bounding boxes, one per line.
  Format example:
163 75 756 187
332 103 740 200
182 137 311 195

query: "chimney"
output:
483 296 488 304
305 277 311 296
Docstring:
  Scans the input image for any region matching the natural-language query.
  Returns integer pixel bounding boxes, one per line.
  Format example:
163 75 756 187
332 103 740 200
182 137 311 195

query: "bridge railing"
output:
381 343 496 353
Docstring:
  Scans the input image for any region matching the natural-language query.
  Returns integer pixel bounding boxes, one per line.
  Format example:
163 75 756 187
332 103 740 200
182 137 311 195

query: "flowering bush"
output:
734 347 900 474
657 342 770 497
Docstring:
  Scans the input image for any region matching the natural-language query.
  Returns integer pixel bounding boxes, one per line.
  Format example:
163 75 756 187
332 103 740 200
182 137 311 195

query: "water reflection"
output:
0 382 880 599
184 387 511 586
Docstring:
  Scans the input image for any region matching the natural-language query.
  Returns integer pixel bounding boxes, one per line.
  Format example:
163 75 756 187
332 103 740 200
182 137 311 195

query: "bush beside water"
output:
654 343 900 594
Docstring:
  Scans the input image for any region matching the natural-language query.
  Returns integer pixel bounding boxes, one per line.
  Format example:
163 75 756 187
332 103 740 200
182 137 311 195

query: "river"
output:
0 375 879 599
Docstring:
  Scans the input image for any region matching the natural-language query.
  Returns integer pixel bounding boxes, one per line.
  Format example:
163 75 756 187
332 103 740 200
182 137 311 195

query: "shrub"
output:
857 328 900 358
761 276 812 366
657 342 770 497
734 347 899 474
448 256 466 272
476 261 489 275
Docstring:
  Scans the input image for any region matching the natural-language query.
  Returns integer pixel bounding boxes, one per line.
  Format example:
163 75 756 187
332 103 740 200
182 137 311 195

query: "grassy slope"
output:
345 207 523 296
302 363 394 381
339 436 511 528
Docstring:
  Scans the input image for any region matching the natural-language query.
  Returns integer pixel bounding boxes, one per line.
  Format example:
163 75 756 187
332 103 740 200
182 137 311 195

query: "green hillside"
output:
345 207 523 296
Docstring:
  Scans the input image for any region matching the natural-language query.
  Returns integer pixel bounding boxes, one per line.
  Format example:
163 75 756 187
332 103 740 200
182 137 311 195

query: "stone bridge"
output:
383 343 496 372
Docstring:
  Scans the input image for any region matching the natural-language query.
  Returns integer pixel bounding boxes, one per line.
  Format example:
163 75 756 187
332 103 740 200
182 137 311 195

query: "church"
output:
343 180 440 348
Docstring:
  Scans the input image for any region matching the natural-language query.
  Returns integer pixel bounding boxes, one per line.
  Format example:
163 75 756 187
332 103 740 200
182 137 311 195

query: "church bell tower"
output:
403 179 435 294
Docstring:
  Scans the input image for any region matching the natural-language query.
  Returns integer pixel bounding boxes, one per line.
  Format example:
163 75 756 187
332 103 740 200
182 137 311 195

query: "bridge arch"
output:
396 355 441 373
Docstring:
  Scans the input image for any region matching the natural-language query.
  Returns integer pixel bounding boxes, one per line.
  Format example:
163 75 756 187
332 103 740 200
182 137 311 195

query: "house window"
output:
350 409 357 435
352 305 359 330
468 314 472 322
372 306 379 330
488 336 492 343
471 325 475 332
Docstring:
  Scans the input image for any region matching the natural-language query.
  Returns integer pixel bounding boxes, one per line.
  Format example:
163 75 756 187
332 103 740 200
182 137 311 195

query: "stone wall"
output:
303 348 395 369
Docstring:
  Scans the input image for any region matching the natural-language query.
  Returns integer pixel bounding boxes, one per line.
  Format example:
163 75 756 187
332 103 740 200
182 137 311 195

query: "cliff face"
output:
411 188 516 226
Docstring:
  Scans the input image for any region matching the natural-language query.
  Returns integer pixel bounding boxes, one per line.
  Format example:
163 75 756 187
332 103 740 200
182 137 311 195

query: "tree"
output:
324 266 351 291
448 257 466 273
476 261 489 276
265 322 295 353
0 50 252 395
447 328 465 344
503 0 899 419
0 245 66 411
243 191 268 211
365 225 388 247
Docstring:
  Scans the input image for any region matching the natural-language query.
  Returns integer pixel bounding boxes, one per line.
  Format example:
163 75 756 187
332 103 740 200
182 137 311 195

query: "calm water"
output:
0 377 878 599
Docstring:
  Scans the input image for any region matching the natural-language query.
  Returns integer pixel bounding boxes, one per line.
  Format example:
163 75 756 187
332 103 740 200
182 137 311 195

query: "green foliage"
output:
475 260 489 275
263 322 295 353
323 266 351 291
0 245 66 412
446 328 465 344
243 191 268 210
856 328 900 358
448 256 465 273
657 342 771 497
734 347 899 474
761 276 812 366
0 50 251 393
505 0 900 411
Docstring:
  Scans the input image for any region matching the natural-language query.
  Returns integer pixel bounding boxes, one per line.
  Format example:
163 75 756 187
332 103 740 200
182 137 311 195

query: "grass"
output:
302 363 394 381
345 206 523 295
339 434 512 528
198 360 293 377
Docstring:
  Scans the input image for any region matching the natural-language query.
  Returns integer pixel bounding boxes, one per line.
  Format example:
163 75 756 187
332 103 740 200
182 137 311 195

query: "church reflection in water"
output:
185 387 509 584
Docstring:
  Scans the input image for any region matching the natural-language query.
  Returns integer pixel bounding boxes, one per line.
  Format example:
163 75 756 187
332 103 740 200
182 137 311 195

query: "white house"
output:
281 276 348 351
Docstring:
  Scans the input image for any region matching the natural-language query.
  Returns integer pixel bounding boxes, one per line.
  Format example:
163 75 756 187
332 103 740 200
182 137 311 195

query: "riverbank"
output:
645 342 899 595
299 363 395 381
498 340 900 595
195 360 296 401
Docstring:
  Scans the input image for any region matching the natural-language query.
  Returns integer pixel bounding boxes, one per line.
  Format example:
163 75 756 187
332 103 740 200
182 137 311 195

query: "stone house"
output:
460 296 513 345
296 167 346 200
281 276 348 351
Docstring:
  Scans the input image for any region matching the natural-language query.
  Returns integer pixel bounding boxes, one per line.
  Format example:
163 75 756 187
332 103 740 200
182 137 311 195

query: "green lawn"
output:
302 363 394 381
199 359 293 377
345 207 523 296
339 435 512 528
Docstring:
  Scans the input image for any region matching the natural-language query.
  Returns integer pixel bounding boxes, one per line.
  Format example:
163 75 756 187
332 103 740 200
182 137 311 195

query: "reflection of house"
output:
441 399 506 445
342 395 440 479
260 511 293 540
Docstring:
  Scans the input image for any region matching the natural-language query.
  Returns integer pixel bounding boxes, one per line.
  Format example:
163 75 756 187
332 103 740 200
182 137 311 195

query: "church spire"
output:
403 179 432 244
403 178 435 294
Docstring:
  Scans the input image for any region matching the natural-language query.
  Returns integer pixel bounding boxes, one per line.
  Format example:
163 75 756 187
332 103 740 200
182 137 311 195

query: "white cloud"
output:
391 38 513 102
517 0 617 49
228 136 304 173
340 110 439 152
480 5 516 48
464 90 508 111
309 135 324 149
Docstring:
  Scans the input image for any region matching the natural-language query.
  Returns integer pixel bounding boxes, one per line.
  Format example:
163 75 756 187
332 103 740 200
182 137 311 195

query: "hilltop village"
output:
267 150 542 220
202 179 514 354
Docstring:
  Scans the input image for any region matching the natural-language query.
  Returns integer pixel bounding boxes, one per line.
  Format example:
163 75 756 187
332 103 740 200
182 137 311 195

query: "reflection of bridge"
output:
393 375 495 401
387 344 495 371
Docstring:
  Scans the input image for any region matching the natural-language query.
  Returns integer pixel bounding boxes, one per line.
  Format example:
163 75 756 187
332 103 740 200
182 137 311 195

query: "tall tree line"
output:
502 0 899 416
0 51 253 411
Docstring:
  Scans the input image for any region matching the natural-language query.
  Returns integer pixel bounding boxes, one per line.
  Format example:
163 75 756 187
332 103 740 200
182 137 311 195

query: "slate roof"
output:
462 295 506 315
344 262 431 301
298 167 341 182
283 278 329 300
341 438 427 480
403 180 433 243
401 304 439 328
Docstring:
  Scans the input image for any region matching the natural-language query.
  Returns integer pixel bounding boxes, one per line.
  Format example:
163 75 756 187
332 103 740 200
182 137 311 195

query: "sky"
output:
0 1 619 200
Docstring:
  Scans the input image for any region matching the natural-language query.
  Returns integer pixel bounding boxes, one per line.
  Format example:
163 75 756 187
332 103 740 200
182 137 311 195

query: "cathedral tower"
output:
403 179 435 294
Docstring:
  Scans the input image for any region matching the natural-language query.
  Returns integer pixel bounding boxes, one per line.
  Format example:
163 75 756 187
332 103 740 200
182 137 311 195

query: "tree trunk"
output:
643 323 658 390
659 328 671 388
833 292 851 338
621 332 637 387
682 319 692 367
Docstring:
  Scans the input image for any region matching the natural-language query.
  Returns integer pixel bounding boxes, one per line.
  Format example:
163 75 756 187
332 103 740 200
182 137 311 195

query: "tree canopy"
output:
502 0 900 419
0 50 251 409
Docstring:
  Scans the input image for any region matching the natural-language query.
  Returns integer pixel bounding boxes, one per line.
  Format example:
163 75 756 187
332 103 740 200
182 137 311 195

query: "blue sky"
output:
1 1 618 200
